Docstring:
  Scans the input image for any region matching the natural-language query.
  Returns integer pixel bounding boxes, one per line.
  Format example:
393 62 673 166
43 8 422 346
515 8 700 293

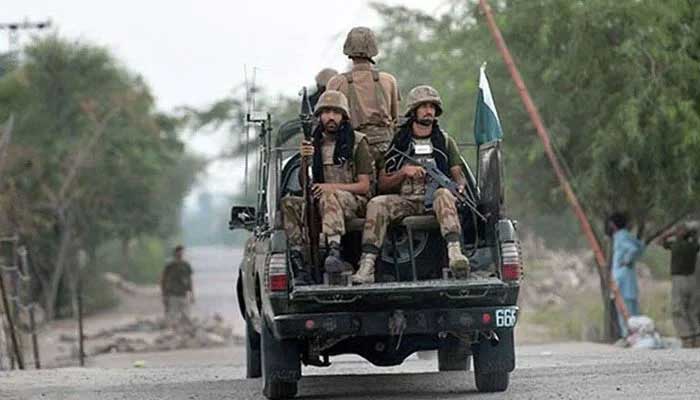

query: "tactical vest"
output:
320 131 367 185
400 137 436 197
343 71 393 146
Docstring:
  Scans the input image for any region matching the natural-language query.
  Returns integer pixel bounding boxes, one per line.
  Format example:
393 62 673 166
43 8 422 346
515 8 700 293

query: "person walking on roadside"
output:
658 223 700 348
608 212 645 338
160 245 194 328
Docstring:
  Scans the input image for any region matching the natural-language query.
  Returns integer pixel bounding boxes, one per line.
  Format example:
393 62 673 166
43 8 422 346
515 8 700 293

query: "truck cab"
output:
232 114 521 399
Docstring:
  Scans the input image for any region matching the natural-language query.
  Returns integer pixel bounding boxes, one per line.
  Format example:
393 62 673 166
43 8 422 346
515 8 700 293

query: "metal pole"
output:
28 306 39 369
0 265 23 369
77 275 85 367
76 250 87 367
477 0 630 327
18 247 40 369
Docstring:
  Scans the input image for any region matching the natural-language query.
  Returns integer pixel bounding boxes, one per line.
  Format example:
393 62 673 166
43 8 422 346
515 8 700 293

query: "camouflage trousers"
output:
281 190 367 247
164 295 191 328
362 188 462 251
671 276 700 339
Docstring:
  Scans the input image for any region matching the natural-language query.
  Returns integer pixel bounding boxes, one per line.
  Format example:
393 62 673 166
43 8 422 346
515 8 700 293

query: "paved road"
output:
4 246 700 399
188 246 245 336
2 342 700 399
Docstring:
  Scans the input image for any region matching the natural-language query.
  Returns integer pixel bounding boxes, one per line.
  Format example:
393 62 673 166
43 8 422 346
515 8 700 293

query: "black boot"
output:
290 250 313 286
324 242 346 273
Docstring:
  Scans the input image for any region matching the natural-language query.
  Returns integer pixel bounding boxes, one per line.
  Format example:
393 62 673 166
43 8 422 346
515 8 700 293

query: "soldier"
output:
327 27 400 162
160 245 194 328
309 68 339 109
281 90 374 284
658 223 700 348
352 85 470 284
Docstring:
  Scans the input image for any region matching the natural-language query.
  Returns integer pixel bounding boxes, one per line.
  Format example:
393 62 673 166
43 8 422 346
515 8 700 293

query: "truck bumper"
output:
271 306 518 340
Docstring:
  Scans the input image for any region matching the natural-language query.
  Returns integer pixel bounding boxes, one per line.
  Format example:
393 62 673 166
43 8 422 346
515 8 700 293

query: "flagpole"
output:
477 0 630 330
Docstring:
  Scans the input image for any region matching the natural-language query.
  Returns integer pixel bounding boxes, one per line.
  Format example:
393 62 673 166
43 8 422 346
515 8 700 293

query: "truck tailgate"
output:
289 278 517 311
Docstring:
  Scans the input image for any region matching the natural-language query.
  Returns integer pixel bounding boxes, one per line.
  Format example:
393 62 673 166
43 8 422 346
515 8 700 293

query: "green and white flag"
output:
474 65 503 146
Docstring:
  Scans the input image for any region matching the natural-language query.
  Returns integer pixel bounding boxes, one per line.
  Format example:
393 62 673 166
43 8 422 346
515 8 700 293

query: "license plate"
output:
495 309 517 327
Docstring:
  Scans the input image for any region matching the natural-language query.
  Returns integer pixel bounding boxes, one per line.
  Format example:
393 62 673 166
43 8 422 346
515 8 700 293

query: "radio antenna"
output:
243 65 251 198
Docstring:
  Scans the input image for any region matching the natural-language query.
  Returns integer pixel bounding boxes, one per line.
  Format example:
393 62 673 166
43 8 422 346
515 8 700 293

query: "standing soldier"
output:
281 90 373 284
160 245 194 328
327 27 400 163
309 68 338 109
352 85 470 284
658 223 700 348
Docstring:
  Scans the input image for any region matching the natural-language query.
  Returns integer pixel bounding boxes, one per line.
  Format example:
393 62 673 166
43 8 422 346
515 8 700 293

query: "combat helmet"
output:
343 27 379 62
315 68 338 88
314 90 350 119
404 85 443 117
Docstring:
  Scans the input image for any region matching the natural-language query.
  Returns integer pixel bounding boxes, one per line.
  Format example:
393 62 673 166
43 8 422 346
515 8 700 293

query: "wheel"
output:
472 328 514 393
245 317 262 378
438 339 471 371
474 370 509 392
236 272 246 318
261 317 300 399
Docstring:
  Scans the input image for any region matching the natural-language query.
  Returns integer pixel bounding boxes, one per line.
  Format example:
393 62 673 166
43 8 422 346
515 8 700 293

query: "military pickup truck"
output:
231 112 521 399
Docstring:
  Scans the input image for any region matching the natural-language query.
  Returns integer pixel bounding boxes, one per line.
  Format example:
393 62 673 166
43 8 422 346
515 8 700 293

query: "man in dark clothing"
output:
659 223 700 348
160 245 194 327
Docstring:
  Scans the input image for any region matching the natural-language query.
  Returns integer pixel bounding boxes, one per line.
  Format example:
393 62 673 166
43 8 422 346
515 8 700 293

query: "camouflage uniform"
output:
161 260 193 327
327 27 400 162
281 90 374 252
663 232 700 346
282 189 367 247
362 134 464 251
354 85 469 283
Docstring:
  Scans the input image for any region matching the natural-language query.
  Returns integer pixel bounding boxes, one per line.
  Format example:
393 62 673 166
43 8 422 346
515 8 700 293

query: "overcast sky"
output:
2 0 446 198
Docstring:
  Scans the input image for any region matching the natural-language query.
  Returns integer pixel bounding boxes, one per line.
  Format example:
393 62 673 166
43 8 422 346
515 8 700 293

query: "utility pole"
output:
477 0 629 339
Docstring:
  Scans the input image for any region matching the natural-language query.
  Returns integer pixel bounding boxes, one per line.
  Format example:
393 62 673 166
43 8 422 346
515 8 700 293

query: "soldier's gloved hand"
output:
300 140 314 157
457 184 466 194
402 165 425 179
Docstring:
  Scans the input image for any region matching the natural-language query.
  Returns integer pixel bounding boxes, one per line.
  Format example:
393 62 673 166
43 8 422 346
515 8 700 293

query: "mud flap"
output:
262 318 301 384
472 328 515 374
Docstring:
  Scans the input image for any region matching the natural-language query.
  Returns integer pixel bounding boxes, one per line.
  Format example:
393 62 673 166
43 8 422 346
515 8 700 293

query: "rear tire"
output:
261 317 300 399
438 341 471 371
472 328 514 393
474 371 509 392
245 318 262 378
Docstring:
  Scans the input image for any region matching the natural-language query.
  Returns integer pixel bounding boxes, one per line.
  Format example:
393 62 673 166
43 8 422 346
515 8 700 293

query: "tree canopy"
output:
372 0 700 240
0 35 202 318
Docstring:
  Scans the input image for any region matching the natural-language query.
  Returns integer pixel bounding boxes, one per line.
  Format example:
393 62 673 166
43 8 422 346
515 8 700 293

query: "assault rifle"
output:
393 148 486 221
299 87 322 279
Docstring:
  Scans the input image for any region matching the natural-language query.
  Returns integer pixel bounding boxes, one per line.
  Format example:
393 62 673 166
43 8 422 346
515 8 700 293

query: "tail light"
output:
500 241 522 281
267 254 288 292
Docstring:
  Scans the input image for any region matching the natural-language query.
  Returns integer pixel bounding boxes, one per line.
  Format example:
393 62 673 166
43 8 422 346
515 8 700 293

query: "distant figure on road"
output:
658 223 700 348
160 245 194 328
607 212 645 338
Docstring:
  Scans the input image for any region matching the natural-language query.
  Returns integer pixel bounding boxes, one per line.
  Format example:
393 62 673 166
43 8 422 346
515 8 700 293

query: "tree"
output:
372 0 700 339
0 35 202 318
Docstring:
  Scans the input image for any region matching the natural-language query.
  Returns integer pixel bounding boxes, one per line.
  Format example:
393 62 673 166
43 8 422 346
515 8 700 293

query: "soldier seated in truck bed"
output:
353 85 471 284
280 90 373 285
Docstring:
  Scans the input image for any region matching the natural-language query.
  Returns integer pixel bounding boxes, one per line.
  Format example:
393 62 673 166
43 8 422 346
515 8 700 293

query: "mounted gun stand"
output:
0 235 24 369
